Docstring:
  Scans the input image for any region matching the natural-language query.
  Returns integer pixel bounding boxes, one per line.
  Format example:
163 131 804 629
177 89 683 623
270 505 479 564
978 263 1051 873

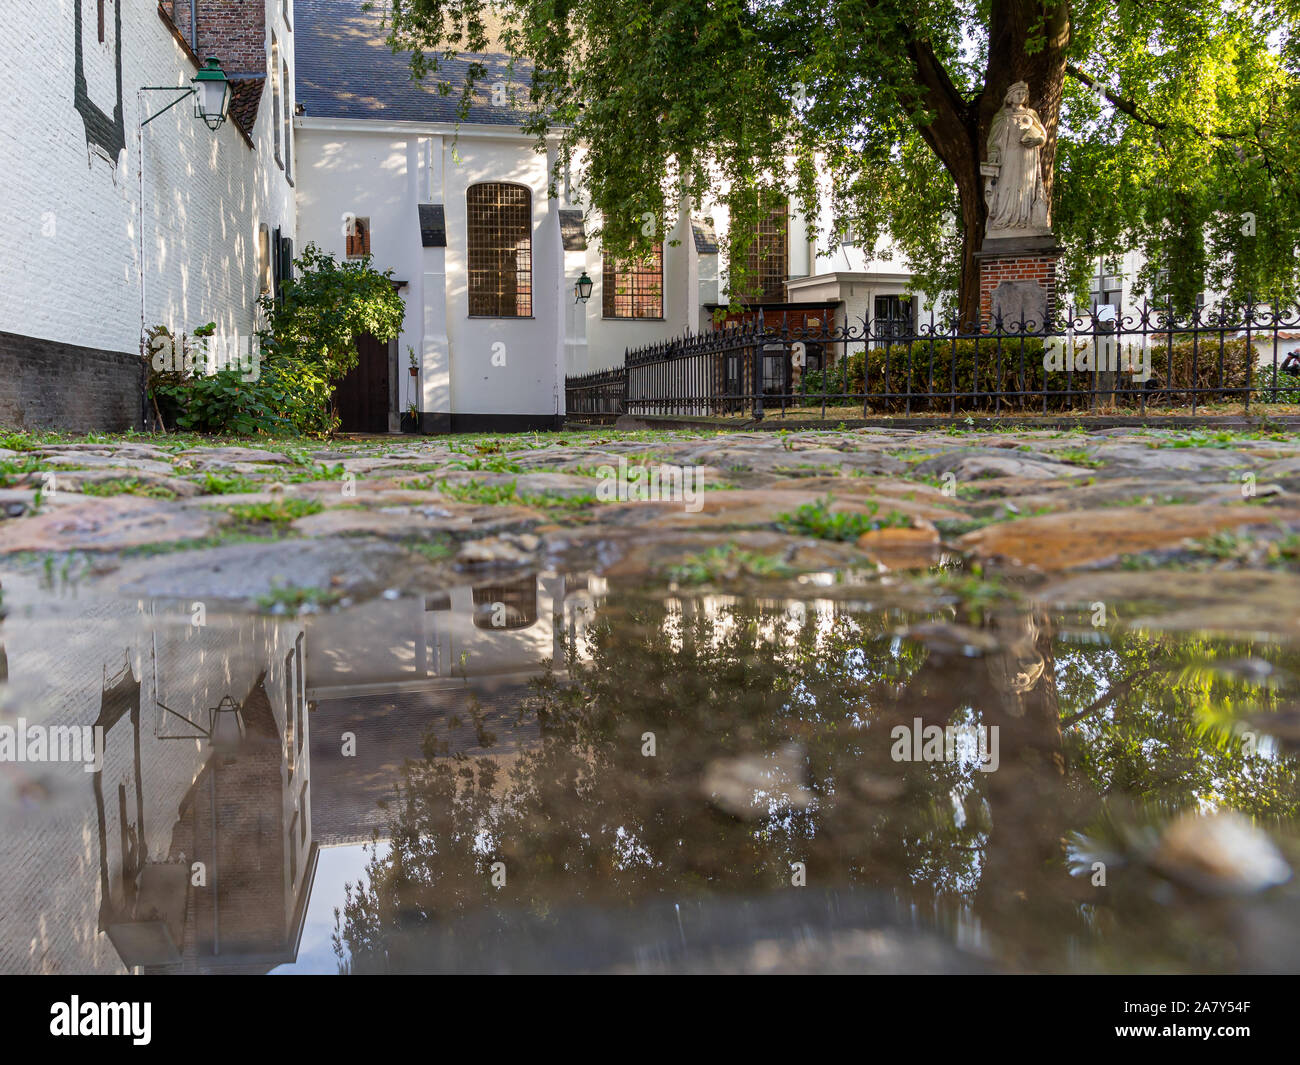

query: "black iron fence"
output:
565 303 1300 420
565 365 628 421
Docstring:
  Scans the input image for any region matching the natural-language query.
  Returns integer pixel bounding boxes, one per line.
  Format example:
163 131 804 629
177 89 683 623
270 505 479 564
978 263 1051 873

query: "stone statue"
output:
982 81 1051 238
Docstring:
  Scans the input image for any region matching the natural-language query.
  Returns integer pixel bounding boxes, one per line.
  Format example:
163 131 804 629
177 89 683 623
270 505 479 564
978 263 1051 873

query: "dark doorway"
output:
337 334 392 433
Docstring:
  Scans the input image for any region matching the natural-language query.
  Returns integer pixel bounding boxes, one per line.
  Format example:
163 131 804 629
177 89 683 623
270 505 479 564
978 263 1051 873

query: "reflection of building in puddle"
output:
0 571 603 972
306 572 601 694
305 573 602 846
146 672 316 973
309 679 542 846
656 593 842 655
0 576 313 973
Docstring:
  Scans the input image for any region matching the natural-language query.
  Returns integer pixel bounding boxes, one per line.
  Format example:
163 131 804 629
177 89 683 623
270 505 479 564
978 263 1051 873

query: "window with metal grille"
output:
1092 259 1124 330
761 343 790 395
467 183 532 317
472 576 537 630
732 199 788 302
603 243 663 318
345 216 370 259
874 294 915 340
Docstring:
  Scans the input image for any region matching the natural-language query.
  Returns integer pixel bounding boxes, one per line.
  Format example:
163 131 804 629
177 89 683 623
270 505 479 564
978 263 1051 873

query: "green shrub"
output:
1145 337 1254 403
261 244 406 384
146 244 404 437
150 331 336 437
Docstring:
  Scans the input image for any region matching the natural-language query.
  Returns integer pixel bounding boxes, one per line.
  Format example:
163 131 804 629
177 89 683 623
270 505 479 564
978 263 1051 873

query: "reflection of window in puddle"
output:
472 576 537 631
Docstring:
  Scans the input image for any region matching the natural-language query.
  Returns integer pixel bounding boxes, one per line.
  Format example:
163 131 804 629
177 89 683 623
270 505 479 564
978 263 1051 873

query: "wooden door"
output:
336 334 391 433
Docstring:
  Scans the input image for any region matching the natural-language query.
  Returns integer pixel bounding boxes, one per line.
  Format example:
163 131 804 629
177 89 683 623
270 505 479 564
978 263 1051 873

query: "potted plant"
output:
401 400 420 433
401 348 420 432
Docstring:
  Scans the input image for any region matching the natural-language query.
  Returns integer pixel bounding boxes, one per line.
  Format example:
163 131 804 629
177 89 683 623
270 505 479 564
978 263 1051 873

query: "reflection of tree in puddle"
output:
336 590 1300 972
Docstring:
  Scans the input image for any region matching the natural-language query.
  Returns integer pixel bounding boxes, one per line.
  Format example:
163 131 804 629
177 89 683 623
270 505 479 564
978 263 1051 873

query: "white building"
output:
292 0 937 429
0 0 937 434
0 0 297 431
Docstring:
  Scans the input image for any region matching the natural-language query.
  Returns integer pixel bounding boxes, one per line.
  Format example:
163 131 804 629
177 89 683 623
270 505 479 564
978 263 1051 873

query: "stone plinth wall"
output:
0 331 145 431
979 253 1059 331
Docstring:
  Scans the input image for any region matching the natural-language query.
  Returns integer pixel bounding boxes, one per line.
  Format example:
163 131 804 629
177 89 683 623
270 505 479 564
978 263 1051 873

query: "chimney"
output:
193 0 267 75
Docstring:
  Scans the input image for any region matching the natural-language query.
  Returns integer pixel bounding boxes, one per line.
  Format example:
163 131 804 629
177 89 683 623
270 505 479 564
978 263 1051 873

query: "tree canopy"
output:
377 0 1300 325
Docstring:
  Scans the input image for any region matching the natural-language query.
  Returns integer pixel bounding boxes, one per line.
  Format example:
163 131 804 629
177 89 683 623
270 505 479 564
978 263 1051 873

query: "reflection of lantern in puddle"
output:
472 576 537 631
208 695 246 761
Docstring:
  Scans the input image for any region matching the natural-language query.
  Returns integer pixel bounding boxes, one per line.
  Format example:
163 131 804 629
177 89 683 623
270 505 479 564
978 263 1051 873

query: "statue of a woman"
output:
984 82 1050 235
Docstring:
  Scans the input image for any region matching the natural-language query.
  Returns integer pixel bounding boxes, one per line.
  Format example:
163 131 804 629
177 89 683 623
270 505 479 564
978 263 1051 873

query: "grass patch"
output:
280 462 351 484
0 455 52 488
667 544 796 584
924 567 1019 606
426 477 598 512
445 456 526 474
197 471 262 494
434 479 524 505
406 539 457 563
214 498 323 530
1143 430 1242 450
255 584 343 614
933 503 1054 537
776 496 912 541
79 477 177 500
0 430 48 452
118 531 285 558
907 473 982 499
1056 447 1105 468
1100 493 1192 507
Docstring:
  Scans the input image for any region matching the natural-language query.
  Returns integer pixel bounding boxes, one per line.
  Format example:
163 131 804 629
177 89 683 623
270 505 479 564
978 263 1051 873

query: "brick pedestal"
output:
976 237 1061 333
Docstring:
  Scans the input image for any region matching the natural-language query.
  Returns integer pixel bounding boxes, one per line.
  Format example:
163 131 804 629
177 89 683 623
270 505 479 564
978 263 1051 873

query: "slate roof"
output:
692 219 719 255
558 209 586 251
418 203 447 247
295 0 533 127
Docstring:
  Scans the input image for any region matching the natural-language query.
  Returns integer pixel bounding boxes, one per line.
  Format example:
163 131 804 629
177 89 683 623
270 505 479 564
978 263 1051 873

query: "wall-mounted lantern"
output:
157 693 247 762
574 271 593 304
141 57 231 131
192 58 233 130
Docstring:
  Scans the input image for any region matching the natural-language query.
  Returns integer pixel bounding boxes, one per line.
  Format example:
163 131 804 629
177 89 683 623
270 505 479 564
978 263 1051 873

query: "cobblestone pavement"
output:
5 423 1300 975
2 424 1300 613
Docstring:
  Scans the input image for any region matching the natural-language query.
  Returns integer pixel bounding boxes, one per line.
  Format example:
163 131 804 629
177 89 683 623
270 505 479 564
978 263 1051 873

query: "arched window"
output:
346 216 370 259
467 183 532 317
603 243 663 319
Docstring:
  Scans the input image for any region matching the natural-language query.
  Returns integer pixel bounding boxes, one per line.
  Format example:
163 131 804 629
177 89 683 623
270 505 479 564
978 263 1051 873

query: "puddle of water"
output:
2 564 1299 973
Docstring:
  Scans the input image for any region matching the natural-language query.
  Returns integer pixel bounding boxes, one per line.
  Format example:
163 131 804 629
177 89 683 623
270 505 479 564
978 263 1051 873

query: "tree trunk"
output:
905 0 1071 329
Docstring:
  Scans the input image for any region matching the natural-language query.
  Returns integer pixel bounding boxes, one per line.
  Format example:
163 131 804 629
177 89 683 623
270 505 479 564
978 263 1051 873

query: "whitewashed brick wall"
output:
0 0 295 364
